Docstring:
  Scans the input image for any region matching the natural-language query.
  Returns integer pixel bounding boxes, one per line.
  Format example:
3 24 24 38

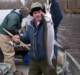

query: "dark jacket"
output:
50 0 63 38
0 10 22 35
21 19 47 61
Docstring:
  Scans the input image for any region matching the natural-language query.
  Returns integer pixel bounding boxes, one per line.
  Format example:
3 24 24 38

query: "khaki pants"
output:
29 59 57 75
0 34 16 72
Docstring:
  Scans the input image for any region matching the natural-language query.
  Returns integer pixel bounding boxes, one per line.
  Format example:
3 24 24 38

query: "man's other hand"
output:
12 35 20 43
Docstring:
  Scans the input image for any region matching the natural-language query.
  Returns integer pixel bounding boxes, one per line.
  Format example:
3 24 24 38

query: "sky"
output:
0 10 12 25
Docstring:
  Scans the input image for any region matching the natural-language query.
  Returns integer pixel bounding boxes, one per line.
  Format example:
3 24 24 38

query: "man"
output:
0 9 23 75
50 0 63 61
13 2 57 75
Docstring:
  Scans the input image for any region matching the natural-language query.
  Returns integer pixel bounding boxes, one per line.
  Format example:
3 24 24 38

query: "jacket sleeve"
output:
50 0 63 33
5 13 22 35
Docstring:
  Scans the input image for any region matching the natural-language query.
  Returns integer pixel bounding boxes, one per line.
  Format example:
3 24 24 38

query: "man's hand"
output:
12 35 20 43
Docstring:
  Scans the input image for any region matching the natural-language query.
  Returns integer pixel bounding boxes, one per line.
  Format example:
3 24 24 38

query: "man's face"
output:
32 10 42 22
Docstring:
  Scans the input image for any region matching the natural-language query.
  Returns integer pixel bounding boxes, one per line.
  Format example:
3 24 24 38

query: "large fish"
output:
44 9 55 68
